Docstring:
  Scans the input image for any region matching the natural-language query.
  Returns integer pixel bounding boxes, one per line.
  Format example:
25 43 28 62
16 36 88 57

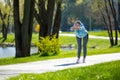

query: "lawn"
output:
89 31 120 37
0 31 120 44
0 32 120 65
62 30 120 37
8 60 120 80
0 33 39 44
89 31 110 37
0 37 119 65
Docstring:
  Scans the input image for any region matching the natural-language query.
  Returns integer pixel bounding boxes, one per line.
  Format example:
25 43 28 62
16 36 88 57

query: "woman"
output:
71 20 88 63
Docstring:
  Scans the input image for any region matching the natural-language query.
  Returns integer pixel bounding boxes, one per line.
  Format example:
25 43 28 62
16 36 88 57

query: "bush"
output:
36 35 60 56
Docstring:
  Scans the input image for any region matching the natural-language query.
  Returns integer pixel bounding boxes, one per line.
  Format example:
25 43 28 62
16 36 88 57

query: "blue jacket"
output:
74 20 88 38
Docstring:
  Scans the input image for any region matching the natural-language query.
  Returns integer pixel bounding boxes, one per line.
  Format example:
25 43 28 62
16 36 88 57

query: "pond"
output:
0 45 75 58
0 47 38 58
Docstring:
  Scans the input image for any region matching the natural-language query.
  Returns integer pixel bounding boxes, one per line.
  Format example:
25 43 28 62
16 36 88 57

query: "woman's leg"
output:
83 34 88 62
76 37 82 61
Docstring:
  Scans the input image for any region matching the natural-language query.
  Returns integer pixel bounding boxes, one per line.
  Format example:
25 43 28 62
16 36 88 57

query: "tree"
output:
14 0 35 57
118 0 120 26
97 0 120 46
0 0 12 42
60 0 76 31
34 0 62 38
0 9 8 42
61 0 94 31
52 0 62 38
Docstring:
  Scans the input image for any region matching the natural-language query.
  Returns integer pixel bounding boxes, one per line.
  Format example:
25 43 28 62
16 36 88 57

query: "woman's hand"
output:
70 27 74 30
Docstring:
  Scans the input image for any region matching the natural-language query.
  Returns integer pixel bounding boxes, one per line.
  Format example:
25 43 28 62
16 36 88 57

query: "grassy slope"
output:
9 60 120 80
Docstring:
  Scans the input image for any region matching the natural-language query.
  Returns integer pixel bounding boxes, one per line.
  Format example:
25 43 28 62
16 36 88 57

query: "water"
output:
0 47 38 58
0 46 75 58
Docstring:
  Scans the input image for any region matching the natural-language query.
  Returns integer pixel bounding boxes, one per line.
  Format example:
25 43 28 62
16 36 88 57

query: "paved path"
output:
59 34 120 40
0 53 120 80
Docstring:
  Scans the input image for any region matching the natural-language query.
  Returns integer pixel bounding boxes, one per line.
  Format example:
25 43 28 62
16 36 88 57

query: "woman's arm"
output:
71 26 80 30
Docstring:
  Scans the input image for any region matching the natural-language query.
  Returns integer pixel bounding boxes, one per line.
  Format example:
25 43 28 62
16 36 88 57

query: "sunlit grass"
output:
0 32 120 65
87 31 120 37
9 60 120 80
0 33 14 43
0 47 119 65
0 31 120 44
62 30 120 37
0 33 38 44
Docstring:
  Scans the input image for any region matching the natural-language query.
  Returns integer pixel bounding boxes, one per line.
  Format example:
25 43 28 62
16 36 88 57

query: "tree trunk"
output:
97 1 112 46
110 0 119 45
38 0 48 38
21 0 32 56
118 0 120 26
52 1 62 38
14 0 22 57
21 0 35 57
97 0 115 46
104 0 114 46
28 0 35 54
34 0 61 39
98 0 119 46
0 11 8 42
14 0 35 57
47 0 56 35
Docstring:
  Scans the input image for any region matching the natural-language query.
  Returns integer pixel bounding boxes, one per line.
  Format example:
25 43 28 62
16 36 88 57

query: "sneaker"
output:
83 59 85 63
76 59 80 63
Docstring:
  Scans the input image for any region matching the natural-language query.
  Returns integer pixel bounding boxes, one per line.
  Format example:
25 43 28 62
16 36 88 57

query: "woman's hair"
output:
76 21 81 25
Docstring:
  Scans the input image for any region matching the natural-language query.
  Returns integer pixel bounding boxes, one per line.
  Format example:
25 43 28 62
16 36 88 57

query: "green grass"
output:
89 31 120 37
89 31 109 37
0 38 119 65
0 32 120 65
63 30 120 37
60 35 120 49
0 47 119 65
8 60 120 80
0 48 120 65
0 33 39 44
0 33 14 43
59 36 76 45
0 31 119 44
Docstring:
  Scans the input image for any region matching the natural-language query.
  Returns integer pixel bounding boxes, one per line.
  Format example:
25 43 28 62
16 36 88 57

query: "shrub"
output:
36 35 60 56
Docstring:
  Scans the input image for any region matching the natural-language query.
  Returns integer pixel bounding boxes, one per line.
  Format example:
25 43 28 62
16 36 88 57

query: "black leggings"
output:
76 34 88 59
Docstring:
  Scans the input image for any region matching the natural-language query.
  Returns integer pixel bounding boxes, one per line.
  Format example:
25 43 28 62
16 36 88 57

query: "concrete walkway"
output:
0 53 120 80
59 34 120 40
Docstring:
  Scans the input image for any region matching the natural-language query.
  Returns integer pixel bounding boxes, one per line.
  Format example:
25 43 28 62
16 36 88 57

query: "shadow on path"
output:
55 62 78 67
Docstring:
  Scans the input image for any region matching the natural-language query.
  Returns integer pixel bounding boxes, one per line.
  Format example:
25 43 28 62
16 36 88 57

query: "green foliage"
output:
9 60 120 80
76 0 83 5
36 35 60 56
